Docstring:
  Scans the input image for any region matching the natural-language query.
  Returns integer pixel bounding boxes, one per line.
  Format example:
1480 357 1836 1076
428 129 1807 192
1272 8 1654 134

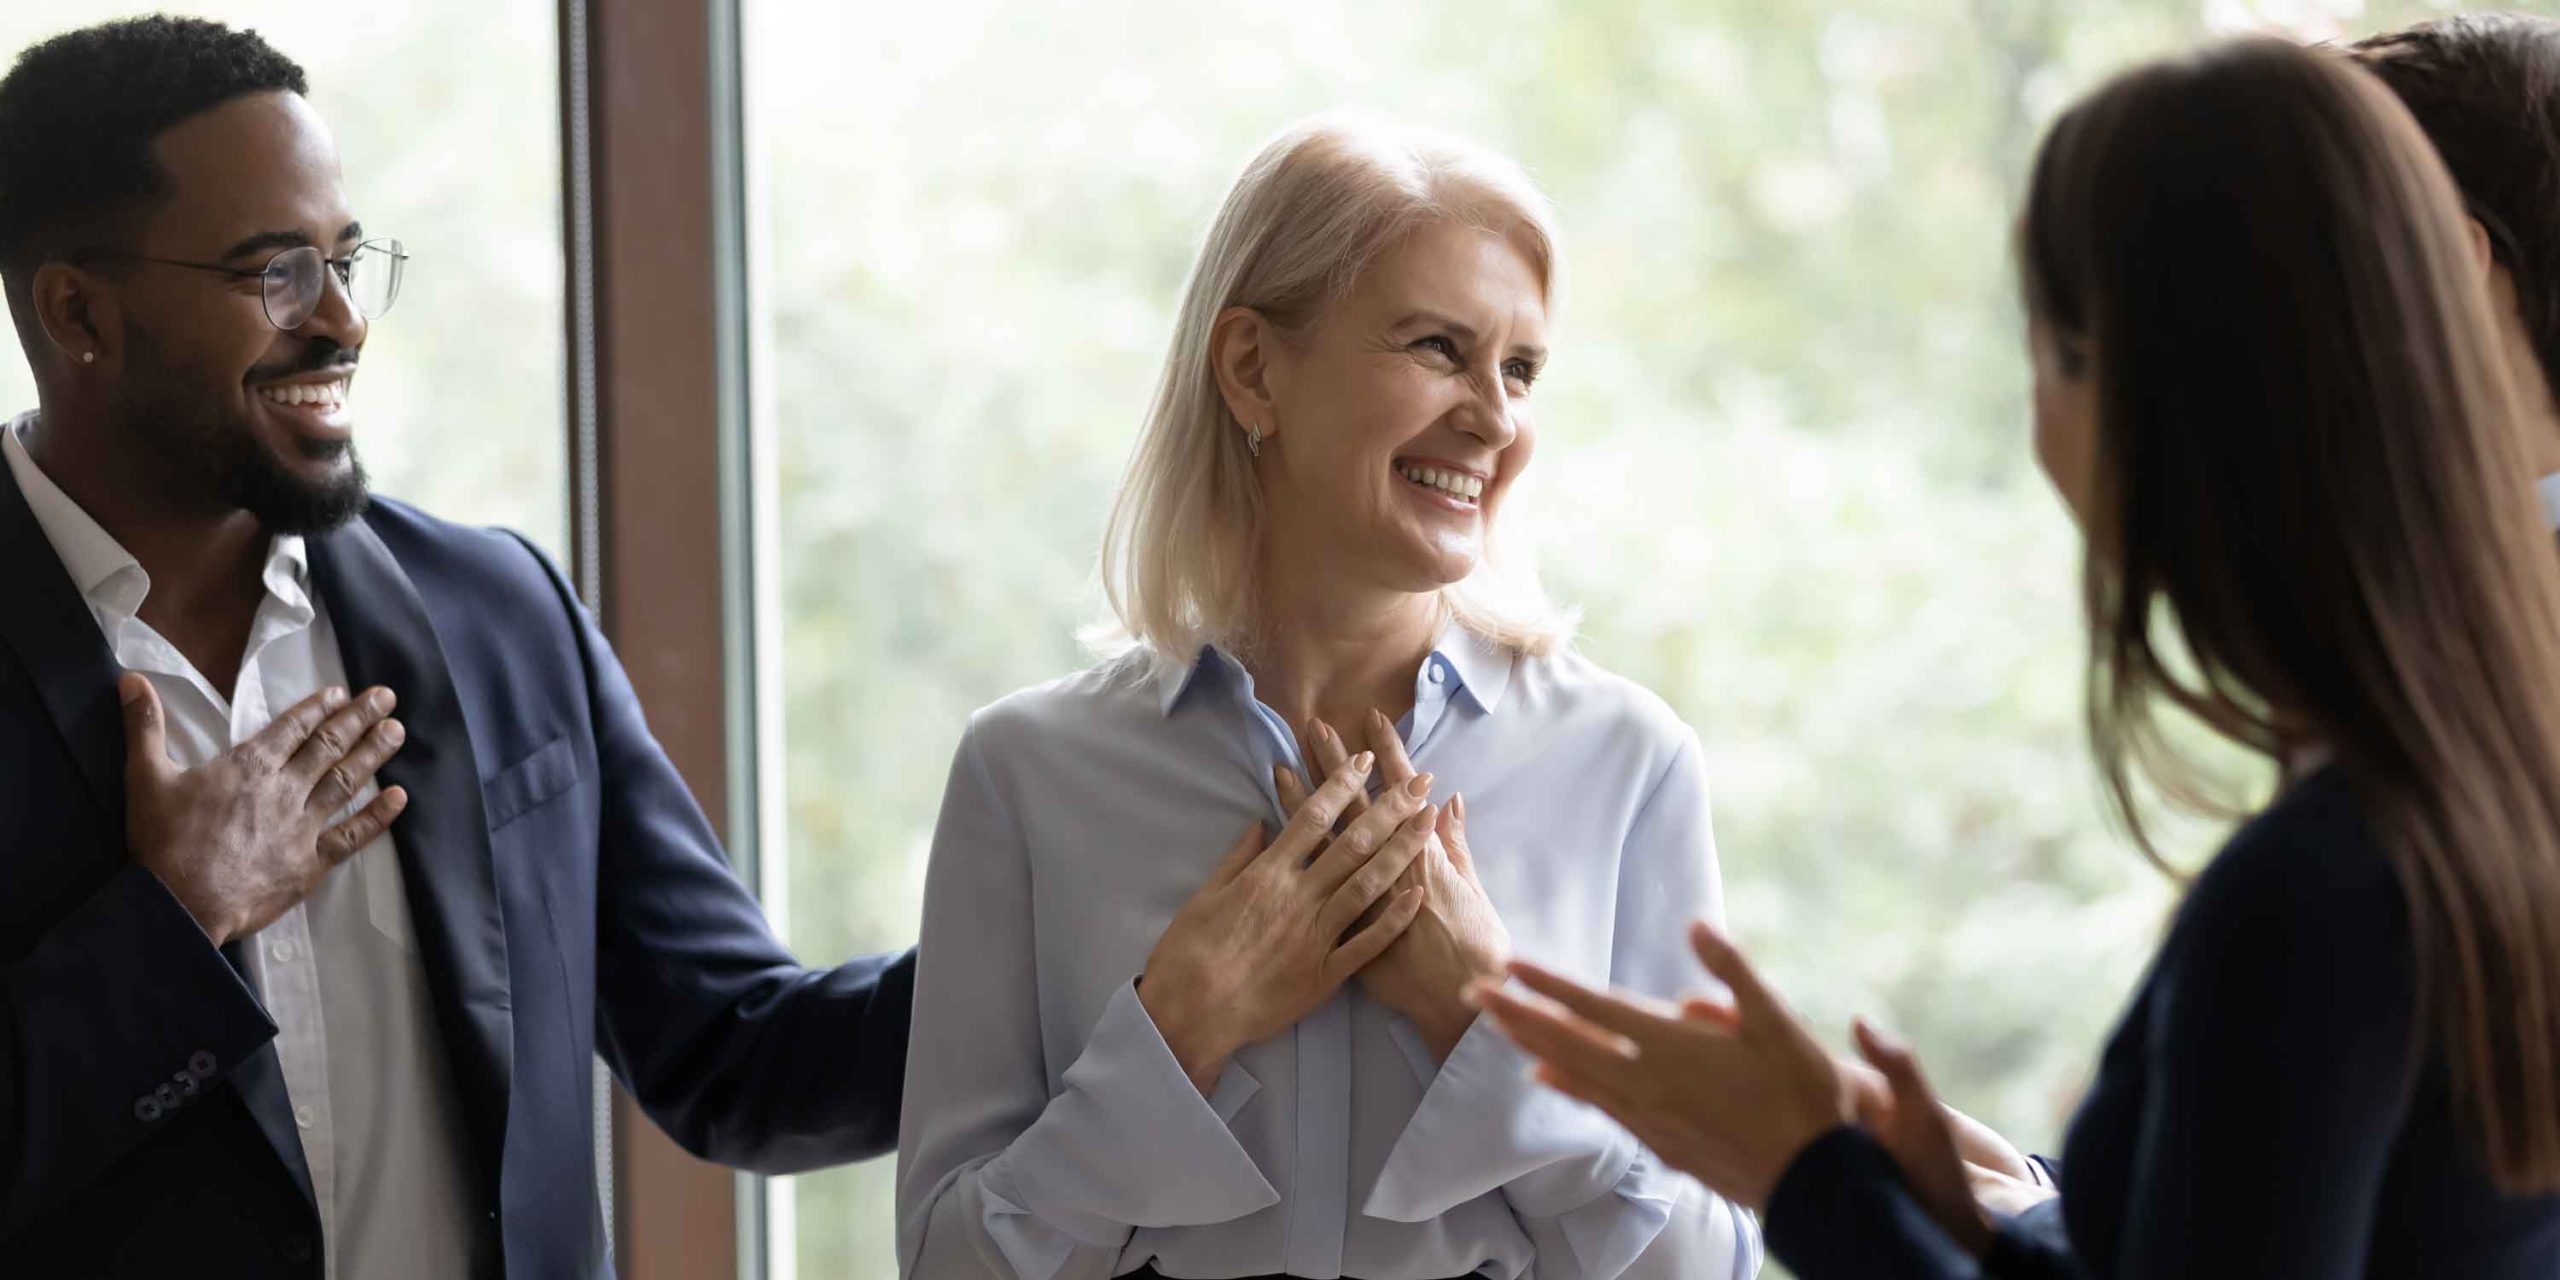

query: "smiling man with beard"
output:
0 17 913 1279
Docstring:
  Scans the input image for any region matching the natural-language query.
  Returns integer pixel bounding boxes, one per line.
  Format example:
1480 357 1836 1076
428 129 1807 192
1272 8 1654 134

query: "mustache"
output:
245 341 360 384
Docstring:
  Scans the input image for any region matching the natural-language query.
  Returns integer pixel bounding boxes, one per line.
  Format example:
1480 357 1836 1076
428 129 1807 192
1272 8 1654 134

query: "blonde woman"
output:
895 116 1759 1280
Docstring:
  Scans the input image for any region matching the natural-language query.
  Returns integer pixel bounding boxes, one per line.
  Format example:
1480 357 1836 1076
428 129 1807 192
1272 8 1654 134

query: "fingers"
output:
1307 771 1431 885
1941 1099 2037 1182
1317 803 1437 936
1209 822 1266 888
1852 1018 1964 1176
1303 719 1369 824
1468 979 1644 1083
1533 1059 1647 1129
1261 751 1372 868
286 687 394 783
305 713 408 817
118 673 174 783
1689 920 1788 1028
1325 884 1422 976
1852 1017 1998 1250
1273 764 1308 816
316 785 408 864
1438 792 1475 877
1852 1018 1944 1124
1310 774 1430 886
1366 709 1419 787
1505 957 1686 1043
1834 1052 1894 1124
1680 994 1743 1030
1967 1162 2061 1216
251 685 349 764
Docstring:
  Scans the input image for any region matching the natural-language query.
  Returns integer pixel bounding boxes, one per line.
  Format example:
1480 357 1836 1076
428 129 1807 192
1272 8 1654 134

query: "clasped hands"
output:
1137 711 1511 1096
1466 920 2056 1256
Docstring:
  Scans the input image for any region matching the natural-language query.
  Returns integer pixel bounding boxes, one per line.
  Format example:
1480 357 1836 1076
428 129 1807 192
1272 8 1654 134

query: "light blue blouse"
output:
896 626 1762 1279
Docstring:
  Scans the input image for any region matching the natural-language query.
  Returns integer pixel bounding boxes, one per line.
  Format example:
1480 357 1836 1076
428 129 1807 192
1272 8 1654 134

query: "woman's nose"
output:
1459 371 1520 449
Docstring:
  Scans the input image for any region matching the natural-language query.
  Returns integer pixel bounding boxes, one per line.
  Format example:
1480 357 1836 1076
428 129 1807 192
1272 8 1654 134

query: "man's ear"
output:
2467 215 2498 280
30 261 114 368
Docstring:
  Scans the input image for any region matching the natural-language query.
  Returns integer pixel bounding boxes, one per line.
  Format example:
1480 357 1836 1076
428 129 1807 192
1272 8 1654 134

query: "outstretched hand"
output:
1465 921 1852 1209
1471 919 2010 1255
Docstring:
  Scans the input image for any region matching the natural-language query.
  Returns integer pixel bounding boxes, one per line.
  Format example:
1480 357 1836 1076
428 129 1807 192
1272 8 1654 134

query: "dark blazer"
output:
0 482 915 1278
1762 767 2560 1279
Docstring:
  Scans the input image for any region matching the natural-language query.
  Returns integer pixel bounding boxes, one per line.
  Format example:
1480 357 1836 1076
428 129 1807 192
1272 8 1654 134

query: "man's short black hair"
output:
0 16 307 286
2353 14 2560 389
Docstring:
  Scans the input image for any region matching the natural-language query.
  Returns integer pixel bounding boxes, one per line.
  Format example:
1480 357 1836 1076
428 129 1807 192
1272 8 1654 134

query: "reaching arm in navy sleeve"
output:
523 535 917 1172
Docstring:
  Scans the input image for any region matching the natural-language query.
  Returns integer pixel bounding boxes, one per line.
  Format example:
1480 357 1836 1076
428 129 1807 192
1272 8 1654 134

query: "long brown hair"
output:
2022 38 2560 1193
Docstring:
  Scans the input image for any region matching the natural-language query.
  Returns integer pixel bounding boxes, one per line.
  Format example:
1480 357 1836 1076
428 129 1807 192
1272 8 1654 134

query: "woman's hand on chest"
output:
1288 712 1514 1061
1136 749 1437 1094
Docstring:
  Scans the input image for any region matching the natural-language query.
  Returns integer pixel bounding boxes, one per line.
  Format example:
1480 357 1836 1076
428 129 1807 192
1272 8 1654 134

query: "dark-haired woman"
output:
1469 37 2560 1279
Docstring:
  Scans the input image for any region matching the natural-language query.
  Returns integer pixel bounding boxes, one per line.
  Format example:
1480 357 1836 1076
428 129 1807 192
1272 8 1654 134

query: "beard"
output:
118 326 371 536
219 431 371 535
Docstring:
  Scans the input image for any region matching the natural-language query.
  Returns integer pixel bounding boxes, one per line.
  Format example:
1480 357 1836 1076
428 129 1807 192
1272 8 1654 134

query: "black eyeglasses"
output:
76 239 407 331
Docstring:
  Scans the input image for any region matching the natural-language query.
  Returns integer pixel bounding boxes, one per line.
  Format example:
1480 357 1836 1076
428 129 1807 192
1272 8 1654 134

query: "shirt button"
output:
268 940 296 963
1427 664 1446 685
294 1104 316 1130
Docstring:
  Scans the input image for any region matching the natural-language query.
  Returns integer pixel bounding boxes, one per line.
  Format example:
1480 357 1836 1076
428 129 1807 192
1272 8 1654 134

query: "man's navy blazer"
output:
0 480 915 1278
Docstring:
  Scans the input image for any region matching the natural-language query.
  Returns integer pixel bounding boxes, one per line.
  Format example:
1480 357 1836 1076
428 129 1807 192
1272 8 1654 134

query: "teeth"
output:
258 380 348 410
1396 462 1483 503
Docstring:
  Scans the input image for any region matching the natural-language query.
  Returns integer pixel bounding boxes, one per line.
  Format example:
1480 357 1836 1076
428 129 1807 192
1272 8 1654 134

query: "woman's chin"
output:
1366 541 1482 597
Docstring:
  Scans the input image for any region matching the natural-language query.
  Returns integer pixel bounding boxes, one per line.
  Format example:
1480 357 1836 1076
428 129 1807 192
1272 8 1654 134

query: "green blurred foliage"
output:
745 0 2463 1275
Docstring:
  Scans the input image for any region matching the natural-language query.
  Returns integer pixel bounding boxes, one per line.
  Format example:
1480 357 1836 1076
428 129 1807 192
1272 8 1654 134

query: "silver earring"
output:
79 351 96 365
1246 421 1263 459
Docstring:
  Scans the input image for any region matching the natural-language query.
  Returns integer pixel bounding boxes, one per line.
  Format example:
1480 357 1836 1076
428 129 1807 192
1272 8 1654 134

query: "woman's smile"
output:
1392 457 1487 513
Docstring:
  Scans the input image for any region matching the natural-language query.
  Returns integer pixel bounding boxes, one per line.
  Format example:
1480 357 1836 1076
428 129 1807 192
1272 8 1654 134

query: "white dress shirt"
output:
898 627 1761 1280
5 412 477 1280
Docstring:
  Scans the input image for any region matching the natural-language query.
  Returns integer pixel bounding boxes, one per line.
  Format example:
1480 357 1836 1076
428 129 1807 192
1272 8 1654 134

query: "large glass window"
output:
0 3 568 555
745 2 2453 1276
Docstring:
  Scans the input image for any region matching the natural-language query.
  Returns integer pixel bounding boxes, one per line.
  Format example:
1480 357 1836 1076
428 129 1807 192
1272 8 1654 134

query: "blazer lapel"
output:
307 514 514 1206
0 464 125 839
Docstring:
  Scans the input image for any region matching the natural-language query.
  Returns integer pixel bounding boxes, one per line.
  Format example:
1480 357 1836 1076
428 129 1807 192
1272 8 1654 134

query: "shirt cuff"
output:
1544 1150 1685 1278
975 980 1279 1245
1365 1004 1641 1222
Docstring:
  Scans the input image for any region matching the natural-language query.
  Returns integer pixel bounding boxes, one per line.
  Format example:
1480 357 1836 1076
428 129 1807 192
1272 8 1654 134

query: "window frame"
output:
563 0 771 1275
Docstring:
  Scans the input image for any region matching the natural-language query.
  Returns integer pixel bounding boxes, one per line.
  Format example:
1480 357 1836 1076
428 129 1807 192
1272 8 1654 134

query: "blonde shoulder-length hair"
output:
1094 112 1578 672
